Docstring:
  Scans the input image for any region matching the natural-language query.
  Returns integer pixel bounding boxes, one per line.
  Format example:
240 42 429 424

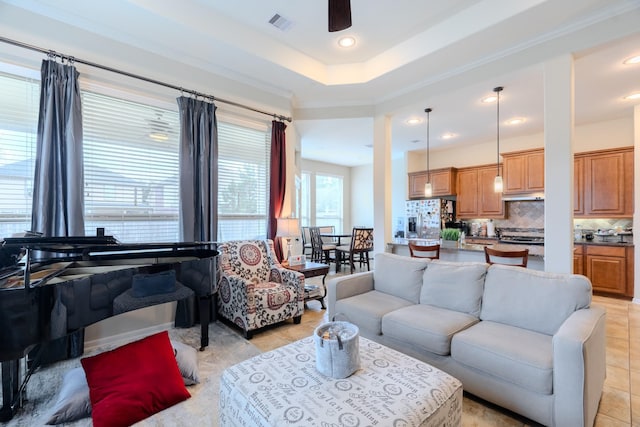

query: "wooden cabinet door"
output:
586 246 627 296
503 155 526 193
585 152 626 216
574 157 584 215
478 166 504 218
408 171 428 199
456 168 479 218
503 150 544 194
573 244 584 275
429 168 457 197
526 151 544 191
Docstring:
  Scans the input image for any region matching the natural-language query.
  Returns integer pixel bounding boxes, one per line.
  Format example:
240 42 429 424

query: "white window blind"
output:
217 121 271 241
82 91 180 243
0 71 39 238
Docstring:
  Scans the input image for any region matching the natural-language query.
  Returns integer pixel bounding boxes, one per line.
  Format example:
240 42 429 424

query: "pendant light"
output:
424 108 433 197
493 87 504 193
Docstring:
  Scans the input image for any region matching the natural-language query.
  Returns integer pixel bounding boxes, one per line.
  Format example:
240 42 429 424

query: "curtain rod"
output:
0 35 292 123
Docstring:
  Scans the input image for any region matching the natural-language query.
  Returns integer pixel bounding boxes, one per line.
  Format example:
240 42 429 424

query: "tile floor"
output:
245 265 639 426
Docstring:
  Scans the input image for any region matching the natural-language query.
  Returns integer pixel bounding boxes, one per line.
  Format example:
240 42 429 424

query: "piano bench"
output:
113 281 195 322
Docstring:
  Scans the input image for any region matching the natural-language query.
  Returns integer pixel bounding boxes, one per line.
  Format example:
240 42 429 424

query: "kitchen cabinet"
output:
573 157 584 216
456 165 504 219
574 244 634 297
502 149 544 194
575 147 633 218
573 244 584 275
408 167 457 199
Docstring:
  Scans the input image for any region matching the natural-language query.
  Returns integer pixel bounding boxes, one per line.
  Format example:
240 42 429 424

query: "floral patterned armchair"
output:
217 239 305 339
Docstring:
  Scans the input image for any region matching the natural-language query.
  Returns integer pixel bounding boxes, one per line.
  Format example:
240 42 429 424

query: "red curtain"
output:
267 120 287 261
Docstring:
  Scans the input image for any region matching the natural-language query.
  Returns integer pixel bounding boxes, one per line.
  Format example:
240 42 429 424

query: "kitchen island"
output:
387 238 546 270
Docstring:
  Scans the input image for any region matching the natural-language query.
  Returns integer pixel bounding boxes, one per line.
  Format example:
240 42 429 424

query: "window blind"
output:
217 121 271 241
82 91 180 243
0 71 39 237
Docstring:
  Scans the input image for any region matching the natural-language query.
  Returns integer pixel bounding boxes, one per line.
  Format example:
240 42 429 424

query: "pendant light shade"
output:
424 107 433 197
493 87 504 193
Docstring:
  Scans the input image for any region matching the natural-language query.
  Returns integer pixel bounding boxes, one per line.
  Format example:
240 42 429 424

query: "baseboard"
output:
84 321 174 353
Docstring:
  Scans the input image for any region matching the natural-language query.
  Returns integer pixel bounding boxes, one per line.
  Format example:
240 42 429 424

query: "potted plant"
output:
440 228 461 249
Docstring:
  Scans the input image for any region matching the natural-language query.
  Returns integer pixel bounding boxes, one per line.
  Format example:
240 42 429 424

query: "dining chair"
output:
484 246 529 267
335 227 374 274
408 242 440 259
301 226 312 256
318 225 337 245
309 226 335 264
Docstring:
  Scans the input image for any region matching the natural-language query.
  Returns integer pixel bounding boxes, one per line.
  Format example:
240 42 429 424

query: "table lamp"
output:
276 218 300 263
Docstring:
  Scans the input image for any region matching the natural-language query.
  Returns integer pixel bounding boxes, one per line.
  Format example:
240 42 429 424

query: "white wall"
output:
350 163 374 227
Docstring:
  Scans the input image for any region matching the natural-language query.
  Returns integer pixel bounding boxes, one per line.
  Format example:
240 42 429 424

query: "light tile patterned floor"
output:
245 264 640 426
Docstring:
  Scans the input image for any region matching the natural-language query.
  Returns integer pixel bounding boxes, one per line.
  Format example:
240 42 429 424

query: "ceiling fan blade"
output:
328 0 352 32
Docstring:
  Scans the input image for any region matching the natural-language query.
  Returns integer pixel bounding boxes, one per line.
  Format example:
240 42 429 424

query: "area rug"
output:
0 321 261 426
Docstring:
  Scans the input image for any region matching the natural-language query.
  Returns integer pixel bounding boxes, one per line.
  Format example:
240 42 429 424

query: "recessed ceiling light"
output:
481 95 498 103
507 117 526 125
338 36 356 48
441 133 456 140
623 55 640 65
406 118 422 125
624 92 640 100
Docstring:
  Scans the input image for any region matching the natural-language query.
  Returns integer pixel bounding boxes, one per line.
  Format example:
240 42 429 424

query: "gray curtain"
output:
31 59 85 237
177 96 218 242
30 59 85 363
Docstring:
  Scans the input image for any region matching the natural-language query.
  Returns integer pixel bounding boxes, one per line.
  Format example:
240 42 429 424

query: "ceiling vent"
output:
268 13 294 32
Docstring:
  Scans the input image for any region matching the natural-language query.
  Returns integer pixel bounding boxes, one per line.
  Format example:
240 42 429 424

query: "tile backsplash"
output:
466 200 632 234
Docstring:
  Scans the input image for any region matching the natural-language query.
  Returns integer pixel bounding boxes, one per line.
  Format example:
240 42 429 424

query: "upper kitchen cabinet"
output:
456 165 504 219
502 149 544 194
575 147 633 218
408 167 457 199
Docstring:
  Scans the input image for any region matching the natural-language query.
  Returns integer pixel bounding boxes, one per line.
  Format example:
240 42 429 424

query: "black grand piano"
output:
0 236 218 421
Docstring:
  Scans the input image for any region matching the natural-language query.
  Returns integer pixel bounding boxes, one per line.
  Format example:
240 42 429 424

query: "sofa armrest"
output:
327 271 374 319
552 306 606 427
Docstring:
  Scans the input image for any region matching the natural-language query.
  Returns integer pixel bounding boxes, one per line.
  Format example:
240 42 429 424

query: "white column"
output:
633 104 640 303
543 54 575 274
373 114 393 254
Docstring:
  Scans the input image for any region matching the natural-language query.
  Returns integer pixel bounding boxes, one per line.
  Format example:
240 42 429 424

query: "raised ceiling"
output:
1 0 639 166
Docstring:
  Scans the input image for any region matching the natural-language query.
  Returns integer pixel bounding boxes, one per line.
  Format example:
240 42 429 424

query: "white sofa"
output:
327 253 606 427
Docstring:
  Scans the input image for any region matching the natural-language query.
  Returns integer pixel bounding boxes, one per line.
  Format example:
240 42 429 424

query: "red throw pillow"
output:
81 331 190 427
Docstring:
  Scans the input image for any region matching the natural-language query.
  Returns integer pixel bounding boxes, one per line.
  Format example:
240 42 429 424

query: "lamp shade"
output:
276 218 300 237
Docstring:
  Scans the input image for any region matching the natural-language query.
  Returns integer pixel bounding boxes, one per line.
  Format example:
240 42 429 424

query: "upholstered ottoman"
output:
219 336 462 426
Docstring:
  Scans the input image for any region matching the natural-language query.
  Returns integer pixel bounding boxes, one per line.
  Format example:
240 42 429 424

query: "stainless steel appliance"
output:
498 229 545 245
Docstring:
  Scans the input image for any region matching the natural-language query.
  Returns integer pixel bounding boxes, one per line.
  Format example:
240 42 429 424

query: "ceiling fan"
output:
328 0 352 32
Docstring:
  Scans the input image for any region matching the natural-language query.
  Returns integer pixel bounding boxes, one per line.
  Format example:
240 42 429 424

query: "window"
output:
0 66 273 243
300 171 344 231
82 91 180 242
300 172 311 227
315 174 343 232
217 120 271 240
0 71 39 238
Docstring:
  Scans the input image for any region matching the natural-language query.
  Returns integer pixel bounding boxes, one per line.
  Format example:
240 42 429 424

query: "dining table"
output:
319 233 351 247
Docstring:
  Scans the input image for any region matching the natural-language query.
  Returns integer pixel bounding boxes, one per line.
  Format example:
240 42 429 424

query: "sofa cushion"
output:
420 261 487 317
373 253 430 303
382 304 479 356
451 320 553 395
481 264 592 335
334 290 414 335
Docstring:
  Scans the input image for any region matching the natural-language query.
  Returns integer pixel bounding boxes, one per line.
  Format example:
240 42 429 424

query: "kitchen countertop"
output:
389 237 635 258
388 238 545 257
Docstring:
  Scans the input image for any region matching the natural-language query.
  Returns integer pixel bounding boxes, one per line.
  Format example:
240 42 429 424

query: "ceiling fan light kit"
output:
328 0 352 32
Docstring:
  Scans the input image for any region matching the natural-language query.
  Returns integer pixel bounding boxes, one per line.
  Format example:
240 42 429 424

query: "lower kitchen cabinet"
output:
575 244 634 298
